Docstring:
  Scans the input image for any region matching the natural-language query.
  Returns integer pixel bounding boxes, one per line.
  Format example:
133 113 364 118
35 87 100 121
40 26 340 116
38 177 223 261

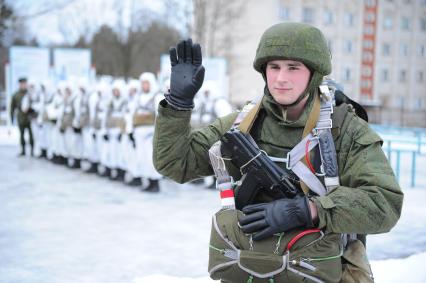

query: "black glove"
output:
239 196 314 241
165 38 205 110
128 133 136 148
117 133 122 142
103 134 109 141
73 127 82 134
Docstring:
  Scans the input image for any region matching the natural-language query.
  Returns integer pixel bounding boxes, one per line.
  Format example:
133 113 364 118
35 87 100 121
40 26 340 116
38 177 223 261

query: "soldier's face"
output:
142 81 150 93
266 60 311 106
19 82 28 90
113 88 120 97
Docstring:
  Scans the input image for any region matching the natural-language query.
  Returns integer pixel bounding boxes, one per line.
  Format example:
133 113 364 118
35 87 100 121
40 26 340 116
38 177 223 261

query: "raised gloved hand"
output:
239 196 314 241
165 38 205 110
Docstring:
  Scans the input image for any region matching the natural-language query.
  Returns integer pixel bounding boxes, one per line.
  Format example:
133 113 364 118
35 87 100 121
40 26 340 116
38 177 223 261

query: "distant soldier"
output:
122 79 142 186
10 77 34 156
134 72 163 192
192 80 233 128
191 80 233 188
70 79 90 168
94 82 111 176
82 82 106 173
33 81 53 158
58 84 75 166
105 80 126 180
46 84 64 163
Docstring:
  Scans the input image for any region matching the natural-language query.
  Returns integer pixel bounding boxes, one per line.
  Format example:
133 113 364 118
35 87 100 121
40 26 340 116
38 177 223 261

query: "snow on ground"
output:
1 125 426 283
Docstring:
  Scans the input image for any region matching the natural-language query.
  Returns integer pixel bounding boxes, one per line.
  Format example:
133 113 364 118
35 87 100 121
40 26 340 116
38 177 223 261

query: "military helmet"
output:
253 22 331 76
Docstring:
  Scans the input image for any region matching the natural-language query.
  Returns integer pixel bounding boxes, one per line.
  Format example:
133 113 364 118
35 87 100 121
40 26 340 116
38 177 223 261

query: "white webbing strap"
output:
286 134 327 196
285 83 338 196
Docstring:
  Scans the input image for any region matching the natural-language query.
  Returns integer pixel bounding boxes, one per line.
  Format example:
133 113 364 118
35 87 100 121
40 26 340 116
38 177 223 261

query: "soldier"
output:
71 79 90 169
153 23 403 283
191 80 233 189
25 80 40 156
134 72 163 192
82 82 106 173
105 80 126 180
33 81 53 158
122 79 142 186
45 83 64 163
10 77 34 156
57 83 75 166
93 82 111 176
192 80 232 129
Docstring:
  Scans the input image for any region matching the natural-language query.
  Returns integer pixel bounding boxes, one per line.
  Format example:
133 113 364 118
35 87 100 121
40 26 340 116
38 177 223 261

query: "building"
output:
195 0 426 126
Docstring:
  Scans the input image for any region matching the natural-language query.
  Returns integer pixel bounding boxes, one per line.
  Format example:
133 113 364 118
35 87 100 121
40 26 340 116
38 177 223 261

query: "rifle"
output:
220 128 299 210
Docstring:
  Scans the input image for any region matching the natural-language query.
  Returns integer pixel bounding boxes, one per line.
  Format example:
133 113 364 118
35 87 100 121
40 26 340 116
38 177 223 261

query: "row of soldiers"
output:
10 74 233 192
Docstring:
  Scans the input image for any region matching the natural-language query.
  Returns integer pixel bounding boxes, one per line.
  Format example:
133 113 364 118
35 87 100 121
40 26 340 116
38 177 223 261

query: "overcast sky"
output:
8 0 190 45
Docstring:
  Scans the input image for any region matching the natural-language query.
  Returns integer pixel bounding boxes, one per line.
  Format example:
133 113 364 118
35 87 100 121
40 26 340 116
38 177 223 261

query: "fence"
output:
371 124 426 188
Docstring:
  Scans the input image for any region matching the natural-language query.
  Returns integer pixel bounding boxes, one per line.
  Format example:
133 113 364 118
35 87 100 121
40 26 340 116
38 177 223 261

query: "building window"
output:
365 0 377 7
279 6 290 21
324 10 333 25
343 40 353 54
342 68 352 82
400 43 409 56
401 17 411 31
362 51 374 63
420 18 426 31
363 39 374 49
344 12 354 27
303 7 314 23
381 69 390 81
394 96 405 108
399 70 407 82
417 71 424 83
362 66 373 77
382 43 391 56
383 15 393 30
414 97 423 110
419 44 425 57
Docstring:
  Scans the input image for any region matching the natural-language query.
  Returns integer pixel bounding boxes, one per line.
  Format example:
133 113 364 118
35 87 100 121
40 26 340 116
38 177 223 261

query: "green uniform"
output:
10 89 34 153
153 93 403 282
154 96 402 235
154 22 403 282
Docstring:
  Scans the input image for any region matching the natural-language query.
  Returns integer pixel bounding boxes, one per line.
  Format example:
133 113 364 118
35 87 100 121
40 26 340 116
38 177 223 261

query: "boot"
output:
109 169 119 180
126 177 142 187
116 169 125 181
18 146 25 157
74 158 81 169
141 179 160 193
39 149 47 159
30 147 34 157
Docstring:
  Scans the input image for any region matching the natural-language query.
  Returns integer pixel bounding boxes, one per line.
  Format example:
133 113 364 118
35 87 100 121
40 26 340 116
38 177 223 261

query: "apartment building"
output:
196 0 426 126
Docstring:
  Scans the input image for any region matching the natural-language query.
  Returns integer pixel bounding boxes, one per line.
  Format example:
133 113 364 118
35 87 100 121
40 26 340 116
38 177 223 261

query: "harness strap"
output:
208 141 235 209
287 83 340 195
237 96 263 134
300 92 321 194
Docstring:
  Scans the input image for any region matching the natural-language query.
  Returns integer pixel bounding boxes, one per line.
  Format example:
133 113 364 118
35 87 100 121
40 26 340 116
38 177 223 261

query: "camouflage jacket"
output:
153 94 403 235
10 89 31 126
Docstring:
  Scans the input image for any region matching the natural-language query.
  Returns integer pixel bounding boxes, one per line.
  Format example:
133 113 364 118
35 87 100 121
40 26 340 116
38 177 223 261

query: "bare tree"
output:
163 0 193 38
192 0 247 59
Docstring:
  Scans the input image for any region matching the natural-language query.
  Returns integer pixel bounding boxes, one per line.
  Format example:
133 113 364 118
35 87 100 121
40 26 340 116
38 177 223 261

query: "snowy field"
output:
1 125 426 283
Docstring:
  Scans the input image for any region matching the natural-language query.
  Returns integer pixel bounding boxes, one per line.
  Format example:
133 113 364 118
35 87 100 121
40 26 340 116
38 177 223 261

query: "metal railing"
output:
372 124 426 188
